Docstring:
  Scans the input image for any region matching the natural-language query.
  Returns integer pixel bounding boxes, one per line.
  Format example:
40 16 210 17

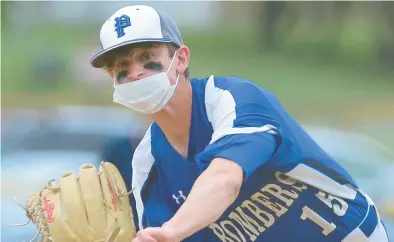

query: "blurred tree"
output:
378 2 394 69
1 1 13 30
381 2 394 33
260 1 287 50
30 51 65 91
333 1 351 24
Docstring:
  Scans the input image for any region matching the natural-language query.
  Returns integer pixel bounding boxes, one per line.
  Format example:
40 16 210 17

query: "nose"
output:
127 62 144 81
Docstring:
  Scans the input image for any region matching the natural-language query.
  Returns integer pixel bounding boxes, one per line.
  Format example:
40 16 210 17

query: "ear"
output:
176 45 190 77
108 71 114 78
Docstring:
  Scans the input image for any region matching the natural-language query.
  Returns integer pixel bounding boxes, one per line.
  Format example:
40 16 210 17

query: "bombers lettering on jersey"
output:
208 171 355 242
209 172 309 242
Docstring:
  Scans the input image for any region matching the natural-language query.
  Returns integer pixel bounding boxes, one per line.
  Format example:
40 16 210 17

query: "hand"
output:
132 227 180 242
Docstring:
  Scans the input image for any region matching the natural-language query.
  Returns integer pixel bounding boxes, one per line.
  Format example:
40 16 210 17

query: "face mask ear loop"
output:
173 74 180 88
166 51 178 74
113 78 117 88
166 51 179 90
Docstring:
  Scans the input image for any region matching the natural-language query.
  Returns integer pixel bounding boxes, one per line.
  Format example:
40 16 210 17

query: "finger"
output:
143 228 167 240
136 230 157 242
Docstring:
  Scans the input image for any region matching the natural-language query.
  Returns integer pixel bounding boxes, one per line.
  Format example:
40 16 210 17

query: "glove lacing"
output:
4 180 59 242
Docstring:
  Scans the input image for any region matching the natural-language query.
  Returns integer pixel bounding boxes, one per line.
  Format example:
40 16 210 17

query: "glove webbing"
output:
26 193 53 242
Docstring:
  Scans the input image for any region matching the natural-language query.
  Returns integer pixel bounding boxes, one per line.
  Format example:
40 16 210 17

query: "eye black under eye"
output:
116 71 128 83
144 62 163 71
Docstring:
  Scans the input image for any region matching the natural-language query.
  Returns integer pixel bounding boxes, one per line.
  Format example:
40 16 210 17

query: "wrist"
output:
162 220 186 242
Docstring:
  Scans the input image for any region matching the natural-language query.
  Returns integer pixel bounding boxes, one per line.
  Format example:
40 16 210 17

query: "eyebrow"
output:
106 43 159 68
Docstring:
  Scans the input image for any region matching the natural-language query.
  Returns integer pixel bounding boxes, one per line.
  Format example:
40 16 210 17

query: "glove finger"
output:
79 163 106 237
60 171 89 240
104 226 120 242
99 162 132 214
41 181 79 242
99 162 136 239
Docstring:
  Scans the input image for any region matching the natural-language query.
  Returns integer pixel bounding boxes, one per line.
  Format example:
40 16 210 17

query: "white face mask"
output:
113 52 179 114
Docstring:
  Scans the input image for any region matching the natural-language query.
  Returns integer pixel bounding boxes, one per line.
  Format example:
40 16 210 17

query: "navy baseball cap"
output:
90 5 184 68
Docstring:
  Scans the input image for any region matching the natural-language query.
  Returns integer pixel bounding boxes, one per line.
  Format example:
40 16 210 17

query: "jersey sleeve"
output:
195 78 281 182
131 125 155 231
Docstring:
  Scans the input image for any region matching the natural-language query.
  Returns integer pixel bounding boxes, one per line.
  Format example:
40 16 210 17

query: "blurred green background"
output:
1 1 393 144
1 2 394 239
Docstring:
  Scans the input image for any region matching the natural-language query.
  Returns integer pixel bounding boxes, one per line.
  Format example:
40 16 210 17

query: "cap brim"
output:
90 37 172 68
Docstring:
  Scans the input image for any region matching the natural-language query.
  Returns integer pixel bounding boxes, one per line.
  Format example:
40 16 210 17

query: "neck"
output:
151 77 193 157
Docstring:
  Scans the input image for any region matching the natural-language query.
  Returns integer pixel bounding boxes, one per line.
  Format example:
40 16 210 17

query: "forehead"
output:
103 42 168 69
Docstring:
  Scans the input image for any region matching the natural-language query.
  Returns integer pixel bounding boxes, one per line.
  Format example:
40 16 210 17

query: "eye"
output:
142 52 154 60
116 61 128 69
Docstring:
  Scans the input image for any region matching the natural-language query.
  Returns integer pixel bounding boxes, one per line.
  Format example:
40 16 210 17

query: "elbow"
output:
211 158 244 203
223 174 242 203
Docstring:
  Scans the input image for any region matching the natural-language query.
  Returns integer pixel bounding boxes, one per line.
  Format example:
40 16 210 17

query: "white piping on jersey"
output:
285 163 358 200
204 75 278 145
342 191 388 241
131 124 154 229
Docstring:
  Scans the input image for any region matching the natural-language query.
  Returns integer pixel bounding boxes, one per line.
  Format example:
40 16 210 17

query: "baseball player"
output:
89 5 389 242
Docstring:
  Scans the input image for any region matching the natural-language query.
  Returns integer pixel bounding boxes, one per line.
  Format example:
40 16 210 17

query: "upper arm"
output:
196 77 280 182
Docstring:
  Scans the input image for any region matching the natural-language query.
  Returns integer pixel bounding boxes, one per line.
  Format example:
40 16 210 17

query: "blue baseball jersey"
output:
130 75 382 241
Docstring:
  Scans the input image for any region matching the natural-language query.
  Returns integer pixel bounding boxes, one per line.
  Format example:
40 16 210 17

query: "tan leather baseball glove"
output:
8 162 136 242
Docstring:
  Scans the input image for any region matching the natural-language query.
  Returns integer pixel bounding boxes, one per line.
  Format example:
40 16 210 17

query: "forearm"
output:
163 158 243 241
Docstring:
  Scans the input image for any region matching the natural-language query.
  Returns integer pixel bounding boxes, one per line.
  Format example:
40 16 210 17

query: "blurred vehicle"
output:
305 125 394 204
305 125 394 239
1 105 146 242
1 105 148 153
1 108 393 241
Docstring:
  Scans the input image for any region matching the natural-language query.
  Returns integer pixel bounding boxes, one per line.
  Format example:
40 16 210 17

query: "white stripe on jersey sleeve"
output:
204 75 277 144
286 164 358 200
131 124 155 229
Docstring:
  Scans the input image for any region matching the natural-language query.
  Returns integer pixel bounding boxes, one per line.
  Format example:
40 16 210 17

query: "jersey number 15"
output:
300 190 349 236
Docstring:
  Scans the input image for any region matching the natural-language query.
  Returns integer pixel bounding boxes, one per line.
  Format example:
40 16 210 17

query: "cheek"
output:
168 71 179 85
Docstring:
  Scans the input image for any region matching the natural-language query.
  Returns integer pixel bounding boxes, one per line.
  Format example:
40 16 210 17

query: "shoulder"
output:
203 75 274 107
189 75 272 106
202 75 276 122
